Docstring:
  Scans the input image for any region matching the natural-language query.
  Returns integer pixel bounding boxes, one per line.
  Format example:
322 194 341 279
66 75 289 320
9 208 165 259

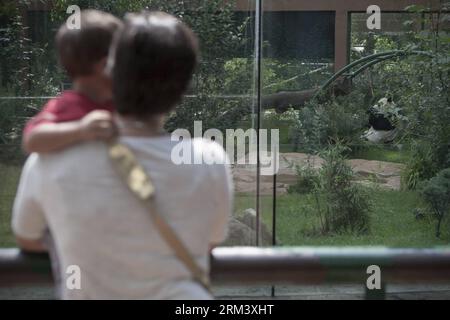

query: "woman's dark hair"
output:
112 12 199 117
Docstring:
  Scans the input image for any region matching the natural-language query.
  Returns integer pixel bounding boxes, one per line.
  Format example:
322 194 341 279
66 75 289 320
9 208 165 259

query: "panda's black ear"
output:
387 96 393 103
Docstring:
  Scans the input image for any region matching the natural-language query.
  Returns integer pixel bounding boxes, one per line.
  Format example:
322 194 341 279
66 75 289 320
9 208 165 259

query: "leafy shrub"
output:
223 58 333 95
288 163 319 194
420 168 450 238
290 144 371 235
402 142 440 190
263 108 299 146
291 90 369 153
317 144 371 235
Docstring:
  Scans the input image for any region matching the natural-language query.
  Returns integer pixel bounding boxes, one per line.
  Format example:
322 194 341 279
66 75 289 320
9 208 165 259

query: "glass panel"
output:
0 0 260 298
261 3 335 252
260 0 450 298
1 0 449 300
262 2 449 251
347 10 450 246
0 0 259 245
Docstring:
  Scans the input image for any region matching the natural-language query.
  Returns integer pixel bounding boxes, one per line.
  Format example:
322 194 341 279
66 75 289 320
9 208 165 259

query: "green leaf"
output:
404 4 428 12
403 20 415 27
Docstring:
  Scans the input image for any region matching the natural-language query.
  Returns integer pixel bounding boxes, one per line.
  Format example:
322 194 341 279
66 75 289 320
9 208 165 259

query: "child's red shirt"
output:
24 90 114 137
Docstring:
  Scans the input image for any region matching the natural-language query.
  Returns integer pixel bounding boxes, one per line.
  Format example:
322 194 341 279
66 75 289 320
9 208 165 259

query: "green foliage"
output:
165 96 245 134
0 3 62 158
317 144 371 235
0 99 25 147
0 97 44 166
370 97 408 127
339 2 450 193
208 57 334 135
376 7 449 191
262 108 298 146
420 168 450 238
0 163 23 247
261 59 333 94
289 144 371 235
287 162 319 195
402 142 440 190
0 4 62 96
222 58 333 95
291 90 369 153
2 1 250 137
105 0 253 133
223 58 254 95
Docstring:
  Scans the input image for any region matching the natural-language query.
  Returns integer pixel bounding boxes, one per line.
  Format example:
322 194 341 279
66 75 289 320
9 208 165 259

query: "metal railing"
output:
1 247 450 299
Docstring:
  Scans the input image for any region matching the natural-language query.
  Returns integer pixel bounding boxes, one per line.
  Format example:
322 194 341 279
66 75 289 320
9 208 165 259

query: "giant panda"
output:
362 97 400 143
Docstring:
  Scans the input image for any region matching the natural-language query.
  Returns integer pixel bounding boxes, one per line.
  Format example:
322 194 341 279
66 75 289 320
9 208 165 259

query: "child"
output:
23 10 123 153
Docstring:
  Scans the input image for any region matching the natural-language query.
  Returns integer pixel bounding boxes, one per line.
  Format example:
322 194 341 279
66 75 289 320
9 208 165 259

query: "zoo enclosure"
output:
1 0 450 299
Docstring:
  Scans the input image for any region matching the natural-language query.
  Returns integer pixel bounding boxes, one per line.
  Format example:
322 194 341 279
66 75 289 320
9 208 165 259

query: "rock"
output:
222 219 255 246
223 208 277 246
348 159 405 190
237 208 273 246
348 159 404 178
232 152 405 193
238 208 258 229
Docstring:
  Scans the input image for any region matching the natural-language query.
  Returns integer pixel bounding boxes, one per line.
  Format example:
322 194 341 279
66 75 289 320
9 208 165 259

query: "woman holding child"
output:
12 10 232 300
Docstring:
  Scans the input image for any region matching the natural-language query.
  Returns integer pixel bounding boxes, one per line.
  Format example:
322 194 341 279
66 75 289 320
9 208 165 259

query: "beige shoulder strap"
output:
108 141 210 290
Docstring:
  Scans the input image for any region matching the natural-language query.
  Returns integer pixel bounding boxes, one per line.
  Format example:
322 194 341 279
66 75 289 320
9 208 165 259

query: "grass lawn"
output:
350 145 411 164
0 163 21 247
235 189 449 247
1 160 448 249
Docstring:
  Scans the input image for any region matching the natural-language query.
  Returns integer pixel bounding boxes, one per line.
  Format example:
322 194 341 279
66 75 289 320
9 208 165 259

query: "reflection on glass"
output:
0 1 261 248
0 0 449 299
261 3 449 249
